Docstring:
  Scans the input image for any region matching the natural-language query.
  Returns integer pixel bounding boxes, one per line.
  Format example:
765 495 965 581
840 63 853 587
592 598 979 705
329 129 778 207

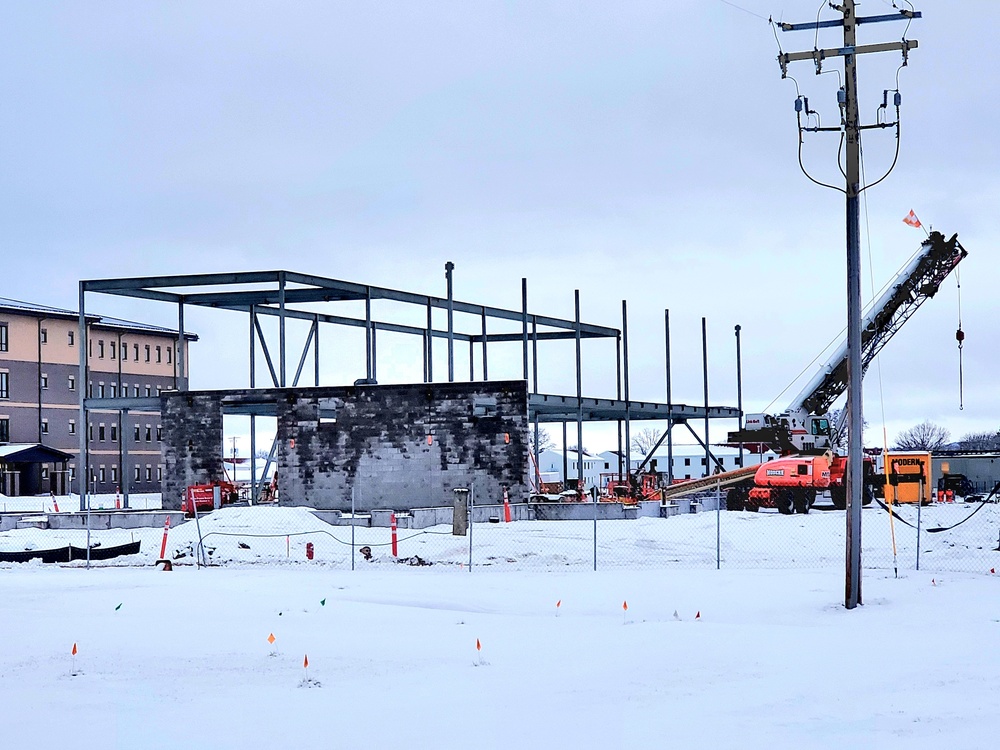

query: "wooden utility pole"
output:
775 2 920 609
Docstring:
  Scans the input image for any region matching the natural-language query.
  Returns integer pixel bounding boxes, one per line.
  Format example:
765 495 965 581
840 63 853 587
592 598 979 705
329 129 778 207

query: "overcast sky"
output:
2 1 997 452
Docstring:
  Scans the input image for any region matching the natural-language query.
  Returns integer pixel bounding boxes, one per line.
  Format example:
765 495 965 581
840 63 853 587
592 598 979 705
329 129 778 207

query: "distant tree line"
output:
892 420 1000 452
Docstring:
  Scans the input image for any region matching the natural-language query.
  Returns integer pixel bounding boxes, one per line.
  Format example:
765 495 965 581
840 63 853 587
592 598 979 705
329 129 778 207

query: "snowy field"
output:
1 500 997 575
2 563 998 749
0 492 163 513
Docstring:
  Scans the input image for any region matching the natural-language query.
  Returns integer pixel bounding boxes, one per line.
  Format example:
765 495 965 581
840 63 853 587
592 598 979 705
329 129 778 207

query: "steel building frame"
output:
77 267 739 509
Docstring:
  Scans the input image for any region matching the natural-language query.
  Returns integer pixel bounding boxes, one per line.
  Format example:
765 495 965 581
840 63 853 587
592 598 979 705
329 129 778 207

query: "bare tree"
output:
957 430 1000 451
892 421 951 451
629 427 663 458
529 427 556 454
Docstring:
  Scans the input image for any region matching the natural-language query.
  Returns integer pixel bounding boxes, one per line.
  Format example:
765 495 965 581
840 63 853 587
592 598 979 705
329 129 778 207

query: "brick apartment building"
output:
0 297 196 496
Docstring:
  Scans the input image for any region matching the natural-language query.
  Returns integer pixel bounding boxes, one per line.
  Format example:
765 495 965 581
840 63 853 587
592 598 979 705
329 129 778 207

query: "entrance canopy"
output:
0 444 73 464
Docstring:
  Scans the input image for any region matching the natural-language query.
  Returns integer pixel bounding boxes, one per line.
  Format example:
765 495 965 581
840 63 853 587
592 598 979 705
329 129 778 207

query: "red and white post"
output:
159 515 171 560
115 486 121 510
503 486 512 523
390 512 398 557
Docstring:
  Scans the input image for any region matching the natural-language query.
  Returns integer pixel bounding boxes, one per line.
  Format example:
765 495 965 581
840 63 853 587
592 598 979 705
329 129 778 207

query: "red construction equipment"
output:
181 480 239 516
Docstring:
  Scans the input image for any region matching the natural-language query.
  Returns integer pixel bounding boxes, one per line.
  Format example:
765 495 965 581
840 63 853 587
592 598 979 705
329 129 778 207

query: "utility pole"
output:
775 2 919 609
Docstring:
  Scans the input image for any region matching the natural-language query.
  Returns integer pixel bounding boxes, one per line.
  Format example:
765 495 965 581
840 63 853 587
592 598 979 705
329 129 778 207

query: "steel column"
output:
445 262 455 382
521 279 529 381
665 310 674 484
623 300 631 480
702 317 710 478
735 324 744 467
278 272 286 388
481 307 488 380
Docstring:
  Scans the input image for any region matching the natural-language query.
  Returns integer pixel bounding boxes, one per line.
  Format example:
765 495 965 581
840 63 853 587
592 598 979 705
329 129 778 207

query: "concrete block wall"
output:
162 381 528 512
161 393 224 510
277 381 528 510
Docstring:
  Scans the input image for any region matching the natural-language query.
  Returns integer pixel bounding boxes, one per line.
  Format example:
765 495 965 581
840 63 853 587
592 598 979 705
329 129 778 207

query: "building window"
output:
156 385 162 396
145 466 152 482
0 372 8 399
89 423 93 440
157 466 163 482
684 458 691 466
0 418 8 442
111 466 118 483
109 383 117 398
144 344 150 362
133 343 139 360
99 467 106 483
98 424 106 441
98 383 105 398
133 385 139 398
134 425 140 441
68 330 75 346
167 347 172 364
41 467 49 479
41 418 48 434
144 385 151 397
68 374 76 391
69 465 76 480
156 425 162 441
145 425 152 442
69 420 76 435
110 424 117 442
110 341 116 360
41 373 48 389
156 345 162 363
0 323 7 352
40 328 47 344
98 340 105 358
133 466 140 482
121 342 127 360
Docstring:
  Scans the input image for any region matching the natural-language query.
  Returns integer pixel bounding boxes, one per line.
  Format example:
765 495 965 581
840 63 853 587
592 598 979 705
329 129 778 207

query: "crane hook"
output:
956 326 965 410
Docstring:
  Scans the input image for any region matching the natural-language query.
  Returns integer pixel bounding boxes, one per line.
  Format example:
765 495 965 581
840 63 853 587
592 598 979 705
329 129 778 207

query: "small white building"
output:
598 446 778 481
536 449 613 490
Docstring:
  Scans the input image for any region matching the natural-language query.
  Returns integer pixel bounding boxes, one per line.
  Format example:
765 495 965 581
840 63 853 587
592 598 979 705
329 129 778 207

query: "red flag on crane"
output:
902 209 922 228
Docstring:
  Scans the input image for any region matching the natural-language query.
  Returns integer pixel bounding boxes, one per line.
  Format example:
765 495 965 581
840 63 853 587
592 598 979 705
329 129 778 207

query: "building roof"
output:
0 297 197 340
0 443 74 463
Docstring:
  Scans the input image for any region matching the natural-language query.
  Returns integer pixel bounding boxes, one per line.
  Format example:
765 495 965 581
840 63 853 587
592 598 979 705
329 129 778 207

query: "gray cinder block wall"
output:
161 392 225 509
162 381 528 511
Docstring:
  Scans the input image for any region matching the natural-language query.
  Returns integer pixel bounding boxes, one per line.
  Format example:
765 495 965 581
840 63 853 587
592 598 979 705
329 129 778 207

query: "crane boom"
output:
794 231 966 416
730 231 967 454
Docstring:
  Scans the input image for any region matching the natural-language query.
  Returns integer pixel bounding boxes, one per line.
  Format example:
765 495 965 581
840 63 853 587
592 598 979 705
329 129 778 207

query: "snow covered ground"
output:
1 500 997 575
0 492 163 513
1 563 998 749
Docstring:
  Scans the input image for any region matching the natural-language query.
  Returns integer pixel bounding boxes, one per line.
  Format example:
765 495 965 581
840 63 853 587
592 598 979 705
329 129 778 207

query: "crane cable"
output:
956 265 965 410
860 137 899 576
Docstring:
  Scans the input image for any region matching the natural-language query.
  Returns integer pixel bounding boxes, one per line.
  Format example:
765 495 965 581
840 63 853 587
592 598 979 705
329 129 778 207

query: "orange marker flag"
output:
72 643 78 656
991 568 996 574
623 600 628 611
303 654 309 669
902 209 922 228
556 600 561 609
695 611 701 620
267 633 276 644
476 638 481 652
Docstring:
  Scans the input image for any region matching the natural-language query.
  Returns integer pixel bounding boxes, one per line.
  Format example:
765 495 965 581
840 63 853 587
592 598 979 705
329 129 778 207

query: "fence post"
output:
716 478 721 570
468 483 474 572
592 485 598 571
351 486 355 571
916 475 923 571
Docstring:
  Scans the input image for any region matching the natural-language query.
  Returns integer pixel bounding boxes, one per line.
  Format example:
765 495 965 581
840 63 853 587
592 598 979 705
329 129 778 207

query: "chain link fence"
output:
1 487 998 575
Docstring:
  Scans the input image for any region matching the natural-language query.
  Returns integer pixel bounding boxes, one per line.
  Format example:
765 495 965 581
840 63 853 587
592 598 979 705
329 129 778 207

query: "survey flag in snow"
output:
903 209 922 228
